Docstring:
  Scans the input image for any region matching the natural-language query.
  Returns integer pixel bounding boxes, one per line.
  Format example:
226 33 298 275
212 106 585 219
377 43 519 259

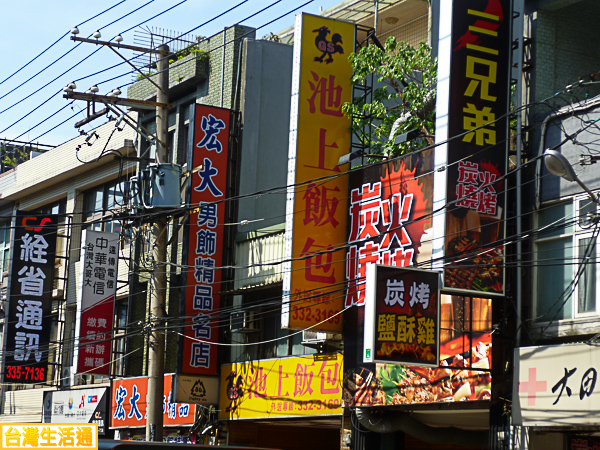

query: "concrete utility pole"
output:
147 43 169 442
65 35 171 442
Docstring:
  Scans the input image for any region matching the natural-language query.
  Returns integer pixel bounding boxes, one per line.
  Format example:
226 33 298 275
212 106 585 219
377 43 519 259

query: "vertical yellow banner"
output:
284 13 355 332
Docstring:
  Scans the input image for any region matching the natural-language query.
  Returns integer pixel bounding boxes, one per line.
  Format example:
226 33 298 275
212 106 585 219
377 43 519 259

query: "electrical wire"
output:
0 0 127 88
1 38 600 386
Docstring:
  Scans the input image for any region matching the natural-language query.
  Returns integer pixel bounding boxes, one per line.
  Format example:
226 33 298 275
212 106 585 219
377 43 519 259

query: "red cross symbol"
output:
519 368 547 406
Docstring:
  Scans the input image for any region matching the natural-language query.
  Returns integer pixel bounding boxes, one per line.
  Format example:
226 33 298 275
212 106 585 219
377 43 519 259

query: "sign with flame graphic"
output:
443 0 510 295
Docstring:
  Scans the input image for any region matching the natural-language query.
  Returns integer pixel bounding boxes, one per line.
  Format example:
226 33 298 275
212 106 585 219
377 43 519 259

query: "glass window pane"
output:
538 202 573 238
107 182 125 210
578 237 596 313
0 223 7 246
83 188 103 220
578 199 597 228
537 237 573 321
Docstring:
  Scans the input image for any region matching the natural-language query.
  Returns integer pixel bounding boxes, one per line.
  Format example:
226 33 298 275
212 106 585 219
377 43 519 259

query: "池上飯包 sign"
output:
364 265 440 366
111 374 195 428
74 230 119 375
219 353 343 420
443 0 510 295
282 13 355 332
345 152 434 308
181 104 232 375
4 212 58 384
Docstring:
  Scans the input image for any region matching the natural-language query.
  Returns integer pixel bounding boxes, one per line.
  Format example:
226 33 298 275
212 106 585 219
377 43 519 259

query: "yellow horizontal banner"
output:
220 353 343 420
0 424 98 450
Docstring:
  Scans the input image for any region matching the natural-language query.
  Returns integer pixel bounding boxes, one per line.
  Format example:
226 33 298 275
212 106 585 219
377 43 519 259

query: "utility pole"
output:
147 43 169 442
64 35 171 442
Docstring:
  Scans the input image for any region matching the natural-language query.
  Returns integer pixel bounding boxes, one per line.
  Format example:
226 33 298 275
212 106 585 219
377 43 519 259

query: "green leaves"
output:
379 364 406 403
344 37 437 157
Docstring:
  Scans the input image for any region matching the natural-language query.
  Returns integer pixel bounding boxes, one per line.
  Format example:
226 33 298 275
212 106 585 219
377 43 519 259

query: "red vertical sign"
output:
182 105 230 375
75 230 119 375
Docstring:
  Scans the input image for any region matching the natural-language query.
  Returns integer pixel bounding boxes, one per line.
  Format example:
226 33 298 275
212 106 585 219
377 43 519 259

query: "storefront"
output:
514 343 600 450
219 353 343 449
43 386 110 436
110 374 197 443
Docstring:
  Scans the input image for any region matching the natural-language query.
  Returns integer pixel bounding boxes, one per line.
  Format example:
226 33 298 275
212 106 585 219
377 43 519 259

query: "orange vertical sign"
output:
283 14 355 332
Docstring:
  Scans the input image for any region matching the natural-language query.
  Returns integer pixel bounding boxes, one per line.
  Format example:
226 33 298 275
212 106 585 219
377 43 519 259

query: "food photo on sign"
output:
345 285 493 407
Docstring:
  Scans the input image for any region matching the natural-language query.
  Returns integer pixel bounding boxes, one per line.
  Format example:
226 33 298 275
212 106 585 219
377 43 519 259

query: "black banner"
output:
444 0 510 295
5 212 58 383
365 266 440 367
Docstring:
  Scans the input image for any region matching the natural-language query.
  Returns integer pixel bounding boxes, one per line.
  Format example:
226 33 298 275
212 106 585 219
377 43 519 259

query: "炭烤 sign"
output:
364 265 440 366
443 0 510 295
345 151 434 307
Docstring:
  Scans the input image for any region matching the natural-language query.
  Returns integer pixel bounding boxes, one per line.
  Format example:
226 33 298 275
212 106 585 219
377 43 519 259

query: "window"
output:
82 180 128 238
37 199 68 291
0 221 11 285
112 299 128 377
439 295 492 369
534 196 599 322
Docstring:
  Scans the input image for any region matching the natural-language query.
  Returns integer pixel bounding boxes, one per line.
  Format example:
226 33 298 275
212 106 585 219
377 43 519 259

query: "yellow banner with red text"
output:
0 424 98 450
219 353 343 420
285 14 355 332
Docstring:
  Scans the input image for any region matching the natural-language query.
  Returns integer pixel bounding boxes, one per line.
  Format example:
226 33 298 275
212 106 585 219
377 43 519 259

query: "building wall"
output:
199 26 256 109
237 39 293 231
530 0 600 112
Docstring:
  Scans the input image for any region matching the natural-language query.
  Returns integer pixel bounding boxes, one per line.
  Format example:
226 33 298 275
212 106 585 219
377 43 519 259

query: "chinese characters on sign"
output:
0 424 98 449
219 354 343 420
364 265 439 366
568 436 600 450
43 388 108 435
514 343 600 426
111 375 195 428
283 14 355 332
444 0 509 294
345 155 433 307
75 231 119 375
5 212 58 383
182 105 231 375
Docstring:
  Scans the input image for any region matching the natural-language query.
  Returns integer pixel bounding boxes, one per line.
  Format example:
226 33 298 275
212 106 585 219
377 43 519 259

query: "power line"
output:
0 0 127 88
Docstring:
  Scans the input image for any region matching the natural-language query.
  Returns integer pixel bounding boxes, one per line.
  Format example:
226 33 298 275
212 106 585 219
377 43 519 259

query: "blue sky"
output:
0 0 341 147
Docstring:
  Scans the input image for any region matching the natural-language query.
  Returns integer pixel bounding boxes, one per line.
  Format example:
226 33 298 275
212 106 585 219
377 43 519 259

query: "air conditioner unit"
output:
62 367 84 388
301 330 328 345
61 367 73 388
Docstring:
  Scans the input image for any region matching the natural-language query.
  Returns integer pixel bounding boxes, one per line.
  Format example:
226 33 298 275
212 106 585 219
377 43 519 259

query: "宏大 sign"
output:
364 265 440 366
182 104 232 375
111 374 195 428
